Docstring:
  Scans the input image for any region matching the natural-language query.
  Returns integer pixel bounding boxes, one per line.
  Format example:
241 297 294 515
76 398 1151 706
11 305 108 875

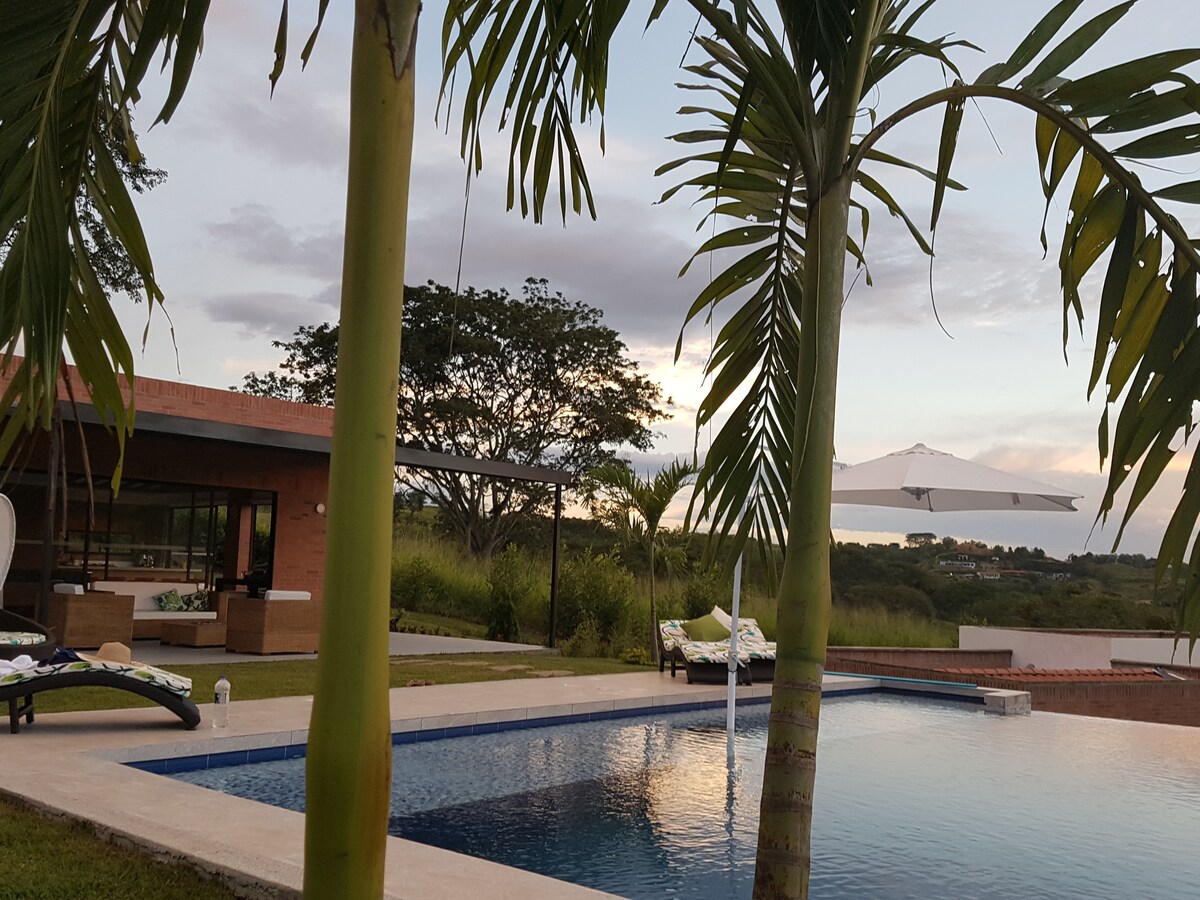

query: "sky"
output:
107 0 1199 560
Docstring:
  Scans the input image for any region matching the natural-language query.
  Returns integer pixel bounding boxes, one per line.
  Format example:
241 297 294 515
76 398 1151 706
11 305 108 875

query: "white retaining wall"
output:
958 626 1200 668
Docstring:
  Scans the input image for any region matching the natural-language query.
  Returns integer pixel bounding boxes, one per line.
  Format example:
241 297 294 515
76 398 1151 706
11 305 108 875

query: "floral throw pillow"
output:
182 590 209 612
153 589 186 612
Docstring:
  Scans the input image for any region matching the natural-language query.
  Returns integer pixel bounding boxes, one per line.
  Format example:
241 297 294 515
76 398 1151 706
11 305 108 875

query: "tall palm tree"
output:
445 3 1200 897
582 458 698 661
5 2 1200 899
1 1 419 895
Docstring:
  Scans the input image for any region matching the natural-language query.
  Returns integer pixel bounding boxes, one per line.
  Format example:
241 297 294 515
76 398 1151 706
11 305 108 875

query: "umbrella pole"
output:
726 553 743 765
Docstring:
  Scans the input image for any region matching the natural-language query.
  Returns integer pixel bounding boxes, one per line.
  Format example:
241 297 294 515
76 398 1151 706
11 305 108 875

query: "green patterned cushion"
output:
182 589 209 612
0 631 44 646
659 620 689 652
0 659 191 697
154 589 186 612
682 613 730 643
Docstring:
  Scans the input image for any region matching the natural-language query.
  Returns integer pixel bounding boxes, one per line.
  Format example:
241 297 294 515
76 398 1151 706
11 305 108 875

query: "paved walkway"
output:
134 632 545 666
0 671 798 899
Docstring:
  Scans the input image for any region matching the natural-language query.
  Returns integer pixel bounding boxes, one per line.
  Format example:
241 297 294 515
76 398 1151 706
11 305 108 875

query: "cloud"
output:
402 181 714 345
841 209 1061 330
209 91 351 170
203 288 339 336
207 205 343 280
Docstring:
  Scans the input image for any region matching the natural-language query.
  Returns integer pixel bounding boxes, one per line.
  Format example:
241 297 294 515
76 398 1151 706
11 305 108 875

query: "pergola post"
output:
549 483 562 648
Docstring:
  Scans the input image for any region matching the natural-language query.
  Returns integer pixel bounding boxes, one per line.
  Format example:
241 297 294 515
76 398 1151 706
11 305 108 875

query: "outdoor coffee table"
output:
159 620 227 648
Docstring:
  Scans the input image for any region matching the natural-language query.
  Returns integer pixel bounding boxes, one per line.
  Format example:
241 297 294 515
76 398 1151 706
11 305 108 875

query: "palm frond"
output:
0 0 211 479
439 0 635 224
961 0 1200 641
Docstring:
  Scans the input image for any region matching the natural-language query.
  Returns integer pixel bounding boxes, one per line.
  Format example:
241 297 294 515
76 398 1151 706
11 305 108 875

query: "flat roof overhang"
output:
59 402 574 487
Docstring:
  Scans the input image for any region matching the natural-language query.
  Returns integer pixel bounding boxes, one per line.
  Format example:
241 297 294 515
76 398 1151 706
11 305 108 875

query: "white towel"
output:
0 654 35 676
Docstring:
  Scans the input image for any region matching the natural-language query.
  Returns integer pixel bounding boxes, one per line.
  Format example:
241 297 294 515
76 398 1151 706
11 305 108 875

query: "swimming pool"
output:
170 694 1200 899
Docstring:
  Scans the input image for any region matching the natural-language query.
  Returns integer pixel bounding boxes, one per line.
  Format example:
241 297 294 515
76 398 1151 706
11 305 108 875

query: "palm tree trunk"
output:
304 3 419 896
751 175 850 899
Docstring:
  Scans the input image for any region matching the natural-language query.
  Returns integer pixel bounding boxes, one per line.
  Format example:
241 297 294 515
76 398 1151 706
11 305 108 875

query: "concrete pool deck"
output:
0 670 1019 898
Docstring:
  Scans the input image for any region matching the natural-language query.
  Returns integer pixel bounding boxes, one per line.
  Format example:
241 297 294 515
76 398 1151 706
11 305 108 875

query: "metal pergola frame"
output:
57 403 574 646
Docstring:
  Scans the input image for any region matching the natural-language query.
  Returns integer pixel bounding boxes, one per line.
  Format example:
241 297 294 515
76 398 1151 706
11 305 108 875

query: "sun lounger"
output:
658 616 777 685
0 645 200 734
0 608 55 661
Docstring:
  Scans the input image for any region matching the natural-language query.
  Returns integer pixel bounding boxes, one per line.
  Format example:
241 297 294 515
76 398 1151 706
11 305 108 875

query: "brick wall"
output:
828 647 1013 668
103 429 329 604
2 357 334 438
1021 681 1200 727
829 656 1200 727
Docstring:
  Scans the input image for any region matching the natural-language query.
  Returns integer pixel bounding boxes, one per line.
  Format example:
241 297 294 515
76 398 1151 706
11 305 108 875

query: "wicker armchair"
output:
46 585 134 649
225 590 319 655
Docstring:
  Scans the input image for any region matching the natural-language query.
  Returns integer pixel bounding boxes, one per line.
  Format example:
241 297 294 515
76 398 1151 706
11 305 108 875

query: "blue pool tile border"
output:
127 684 990 776
127 694 775 775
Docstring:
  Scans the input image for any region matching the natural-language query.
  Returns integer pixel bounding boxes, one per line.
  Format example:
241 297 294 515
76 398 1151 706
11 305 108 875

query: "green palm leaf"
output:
0 0 210 478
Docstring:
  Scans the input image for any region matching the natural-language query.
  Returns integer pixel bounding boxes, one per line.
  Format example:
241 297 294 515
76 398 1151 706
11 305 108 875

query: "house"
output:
0 363 572 629
2 364 334 614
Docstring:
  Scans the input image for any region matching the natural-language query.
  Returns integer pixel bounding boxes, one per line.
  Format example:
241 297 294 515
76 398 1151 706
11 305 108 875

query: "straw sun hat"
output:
83 642 133 666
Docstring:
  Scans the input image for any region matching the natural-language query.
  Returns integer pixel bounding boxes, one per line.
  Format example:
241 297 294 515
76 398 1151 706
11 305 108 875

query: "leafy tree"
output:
242 279 667 556
12 2 1200 898
905 532 937 548
443 2 1200 897
239 322 339 405
581 458 697 662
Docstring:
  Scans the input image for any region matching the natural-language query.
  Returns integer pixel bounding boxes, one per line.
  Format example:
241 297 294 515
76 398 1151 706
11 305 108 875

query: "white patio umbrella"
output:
830 443 1081 512
725 442 1080 763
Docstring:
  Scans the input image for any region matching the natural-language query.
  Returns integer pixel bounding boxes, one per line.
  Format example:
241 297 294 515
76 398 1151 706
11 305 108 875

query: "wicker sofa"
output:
225 590 319 655
90 581 213 640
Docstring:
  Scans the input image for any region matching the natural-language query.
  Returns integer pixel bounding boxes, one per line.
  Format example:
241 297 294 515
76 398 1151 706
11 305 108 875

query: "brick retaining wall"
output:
828 647 1013 668
828 655 1200 727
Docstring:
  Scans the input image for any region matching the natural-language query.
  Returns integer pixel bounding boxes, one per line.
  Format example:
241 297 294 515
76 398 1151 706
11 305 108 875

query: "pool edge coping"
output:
1 672 1029 900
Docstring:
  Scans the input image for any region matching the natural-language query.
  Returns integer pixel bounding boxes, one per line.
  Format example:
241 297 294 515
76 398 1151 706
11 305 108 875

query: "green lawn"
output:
390 610 489 638
0 799 238 900
29 652 646 714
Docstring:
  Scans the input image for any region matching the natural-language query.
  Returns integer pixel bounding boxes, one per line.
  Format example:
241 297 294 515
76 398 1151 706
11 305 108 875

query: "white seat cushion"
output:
133 611 218 622
263 590 311 601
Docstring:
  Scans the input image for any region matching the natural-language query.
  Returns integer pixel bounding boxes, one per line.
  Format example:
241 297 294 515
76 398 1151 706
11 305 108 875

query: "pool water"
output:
172 695 1200 899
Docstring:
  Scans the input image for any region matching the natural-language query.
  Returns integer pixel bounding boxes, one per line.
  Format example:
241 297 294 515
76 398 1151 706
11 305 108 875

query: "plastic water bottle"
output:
213 674 231 728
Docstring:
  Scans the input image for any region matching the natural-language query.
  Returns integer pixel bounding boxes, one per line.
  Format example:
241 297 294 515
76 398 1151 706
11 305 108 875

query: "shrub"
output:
556 551 634 643
390 544 488 620
486 598 520 642
839 583 935 619
620 646 652 666
966 590 1173 630
681 567 725 619
391 556 447 612
486 546 535 641
560 614 604 658
928 580 994 621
